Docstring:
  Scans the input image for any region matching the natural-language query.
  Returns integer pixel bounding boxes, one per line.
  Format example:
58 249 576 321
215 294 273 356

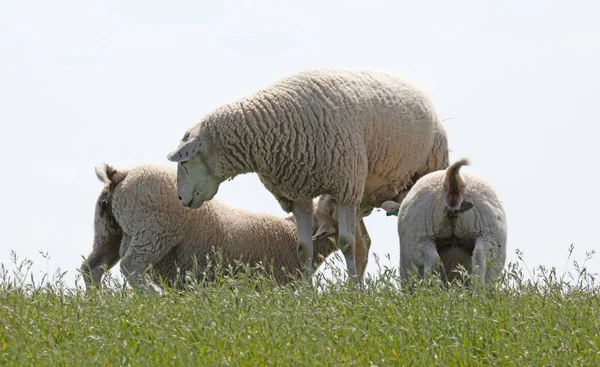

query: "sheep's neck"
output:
209 100 281 179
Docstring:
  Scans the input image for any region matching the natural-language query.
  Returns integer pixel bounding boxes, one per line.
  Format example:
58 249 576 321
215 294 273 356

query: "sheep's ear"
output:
313 223 336 240
167 138 201 163
381 200 401 216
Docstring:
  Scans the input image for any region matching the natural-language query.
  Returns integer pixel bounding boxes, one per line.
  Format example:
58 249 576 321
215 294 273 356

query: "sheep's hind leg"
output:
418 242 439 281
120 236 176 294
337 203 359 286
471 238 492 290
293 200 315 286
81 233 122 291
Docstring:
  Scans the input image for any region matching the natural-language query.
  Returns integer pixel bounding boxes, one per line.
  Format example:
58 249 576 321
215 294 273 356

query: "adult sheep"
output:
381 158 507 288
80 163 370 292
166 67 448 285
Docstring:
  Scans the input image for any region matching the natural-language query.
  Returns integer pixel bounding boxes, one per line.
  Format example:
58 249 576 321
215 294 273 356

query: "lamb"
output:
313 194 374 278
80 163 371 292
166 67 449 286
381 158 507 288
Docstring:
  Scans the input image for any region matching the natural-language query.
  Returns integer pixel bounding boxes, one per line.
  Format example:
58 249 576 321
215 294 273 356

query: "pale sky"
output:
1 0 598 287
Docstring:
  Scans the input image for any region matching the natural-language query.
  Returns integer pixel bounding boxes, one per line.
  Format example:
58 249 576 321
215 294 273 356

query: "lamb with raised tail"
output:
166 67 449 286
382 158 507 288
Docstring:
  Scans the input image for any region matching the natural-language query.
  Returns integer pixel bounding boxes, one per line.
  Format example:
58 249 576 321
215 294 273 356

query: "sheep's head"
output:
167 127 224 209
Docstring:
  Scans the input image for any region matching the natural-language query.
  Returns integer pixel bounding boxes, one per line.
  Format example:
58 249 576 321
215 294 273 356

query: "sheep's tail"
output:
93 162 129 226
444 158 470 210
88 163 126 281
95 163 129 192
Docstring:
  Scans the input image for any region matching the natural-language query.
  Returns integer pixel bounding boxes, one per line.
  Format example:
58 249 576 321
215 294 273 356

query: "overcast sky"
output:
1 0 598 287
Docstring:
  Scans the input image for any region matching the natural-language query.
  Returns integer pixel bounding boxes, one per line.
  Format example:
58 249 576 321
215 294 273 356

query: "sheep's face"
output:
167 128 225 209
175 154 223 208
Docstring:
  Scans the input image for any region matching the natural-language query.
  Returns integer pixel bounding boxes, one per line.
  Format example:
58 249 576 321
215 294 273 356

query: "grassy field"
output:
1 249 599 366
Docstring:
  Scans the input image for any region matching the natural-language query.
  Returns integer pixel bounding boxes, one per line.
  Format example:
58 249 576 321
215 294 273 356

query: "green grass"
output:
1 248 599 366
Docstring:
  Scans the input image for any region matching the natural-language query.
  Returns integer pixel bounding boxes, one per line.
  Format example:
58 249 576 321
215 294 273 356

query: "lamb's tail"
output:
444 158 470 210
85 164 126 287
95 163 129 192
91 163 126 258
94 162 129 224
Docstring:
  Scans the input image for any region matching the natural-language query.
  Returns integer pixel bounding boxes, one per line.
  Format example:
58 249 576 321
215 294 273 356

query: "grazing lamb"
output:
80 163 371 292
382 158 507 288
166 67 449 285
313 194 374 278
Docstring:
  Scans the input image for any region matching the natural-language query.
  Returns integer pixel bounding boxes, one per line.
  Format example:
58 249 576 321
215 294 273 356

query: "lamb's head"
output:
313 195 338 240
313 195 375 240
167 126 225 208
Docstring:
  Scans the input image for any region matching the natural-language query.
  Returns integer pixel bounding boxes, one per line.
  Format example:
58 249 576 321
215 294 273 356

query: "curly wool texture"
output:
315 112 450 229
82 164 345 288
188 68 446 212
396 164 507 285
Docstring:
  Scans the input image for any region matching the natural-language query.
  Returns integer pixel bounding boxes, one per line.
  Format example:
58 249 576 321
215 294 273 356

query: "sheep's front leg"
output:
471 238 492 290
337 203 359 286
293 200 315 284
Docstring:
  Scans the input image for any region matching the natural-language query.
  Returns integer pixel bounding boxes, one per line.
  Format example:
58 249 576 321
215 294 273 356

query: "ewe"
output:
167 67 448 285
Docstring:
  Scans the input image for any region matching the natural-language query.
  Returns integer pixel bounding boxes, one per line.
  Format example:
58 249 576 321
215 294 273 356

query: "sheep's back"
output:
276 68 437 173
398 171 505 241
110 165 200 239
235 68 439 202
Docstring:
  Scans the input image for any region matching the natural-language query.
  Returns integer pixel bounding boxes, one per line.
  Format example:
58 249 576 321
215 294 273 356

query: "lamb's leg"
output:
404 241 438 282
354 218 371 282
471 238 492 290
119 236 176 294
293 200 315 283
81 232 122 291
399 249 414 286
420 243 439 280
337 203 359 286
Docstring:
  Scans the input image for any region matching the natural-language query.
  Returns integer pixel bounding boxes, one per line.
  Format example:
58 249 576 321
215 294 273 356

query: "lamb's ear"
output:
313 223 336 240
167 138 201 163
381 200 401 216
